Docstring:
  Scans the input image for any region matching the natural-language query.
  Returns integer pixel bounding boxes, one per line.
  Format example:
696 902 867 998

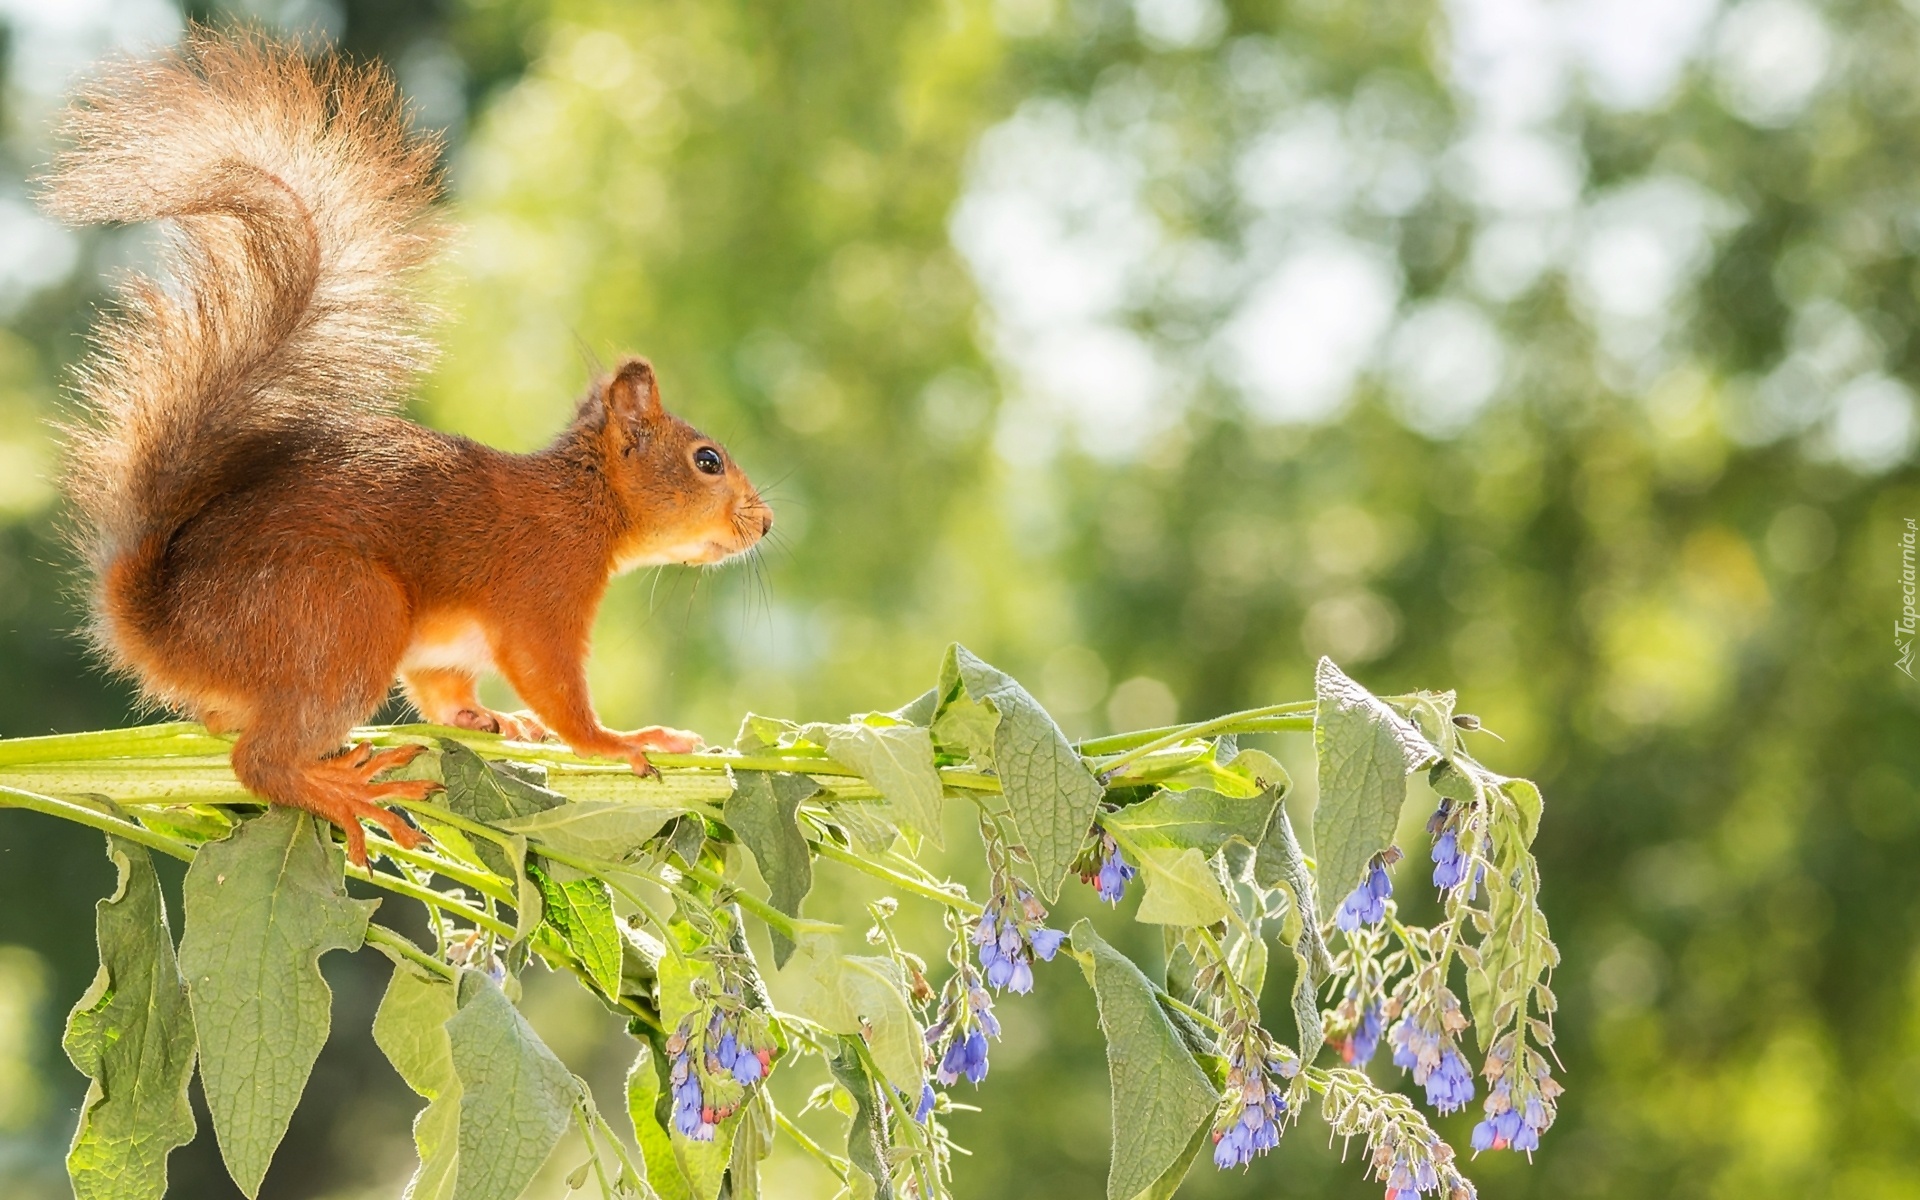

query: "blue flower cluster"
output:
1335 856 1394 932
1471 1050 1558 1154
1427 805 1482 897
1431 828 1468 890
1374 1129 1474 1200
1081 832 1136 904
1388 1001 1475 1115
1211 1045 1297 1169
1334 993 1384 1067
667 1009 774 1141
929 983 1000 1087
1381 1146 1440 1199
974 894 1065 994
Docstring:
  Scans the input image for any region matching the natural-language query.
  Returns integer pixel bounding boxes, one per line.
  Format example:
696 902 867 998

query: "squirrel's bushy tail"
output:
42 28 442 588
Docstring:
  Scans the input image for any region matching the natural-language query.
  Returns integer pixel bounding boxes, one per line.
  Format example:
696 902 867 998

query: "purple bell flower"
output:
962 1028 990 1084
1339 998 1384 1066
1335 858 1393 932
1029 927 1066 961
1086 834 1137 904
1425 1048 1476 1114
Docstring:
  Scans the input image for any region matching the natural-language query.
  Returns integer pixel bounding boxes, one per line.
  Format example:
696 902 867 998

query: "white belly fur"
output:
399 616 496 675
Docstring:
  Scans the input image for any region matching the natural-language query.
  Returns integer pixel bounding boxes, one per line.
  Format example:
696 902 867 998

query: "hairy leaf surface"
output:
497 799 686 864
626 1039 691 1200
724 770 820 966
806 718 944 847
945 644 1103 901
828 1037 894 1200
1128 845 1231 926
1311 657 1436 922
1254 802 1329 1067
179 809 374 1197
372 966 460 1200
63 837 197 1200
528 857 621 997
1102 786 1280 856
1071 921 1219 1200
775 933 923 1094
446 971 577 1200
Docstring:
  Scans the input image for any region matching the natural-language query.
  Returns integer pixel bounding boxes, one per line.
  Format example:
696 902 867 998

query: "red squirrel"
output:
42 30 770 865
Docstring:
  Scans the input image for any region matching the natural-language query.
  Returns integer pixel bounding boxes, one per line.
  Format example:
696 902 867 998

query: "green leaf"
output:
1467 873 1525 1052
1500 775 1544 846
665 813 709 867
1311 657 1437 922
1070 921 1220 1200
831 802 901 853
735 713 800 754
446 970 579 1200
724 770 820 967
1391 689 1458 759
626 1038 691 1200
1127 1120 1210 1200
372 966 461 1200
1428 760 1479 804
63 836 197 1200
1128 845 1231 927
1254 802 1328 1067
774 933 924 1095
496 800 687 864
945 643 1105 901
890 687 938 726
806 719 944 847
827 1037 894 1200
726 1089 776 1200
437 741 564 878
528 858 622 997
1150 747 1289 800
179 809 375 1197
1101 786 1280 856
930 651 998 768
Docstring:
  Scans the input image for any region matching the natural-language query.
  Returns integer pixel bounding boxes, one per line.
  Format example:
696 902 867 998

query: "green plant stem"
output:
1088 702 1318 780
364 924 457 981
570 1106 617 1199
676 860 802 941
367 833 516 906
587 1104 648 1194
809 837 982 914
0 784 195 861
348 861 516 940
1074 701 1317 757
775 1111 850 1183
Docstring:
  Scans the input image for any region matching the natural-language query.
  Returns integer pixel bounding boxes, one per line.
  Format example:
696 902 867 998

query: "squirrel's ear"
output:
606 358 664 425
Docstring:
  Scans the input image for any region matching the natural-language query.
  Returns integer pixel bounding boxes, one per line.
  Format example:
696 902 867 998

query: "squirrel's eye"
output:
693 446 725 475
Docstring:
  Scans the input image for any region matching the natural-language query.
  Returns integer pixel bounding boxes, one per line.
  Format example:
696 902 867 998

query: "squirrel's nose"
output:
759 510 774 536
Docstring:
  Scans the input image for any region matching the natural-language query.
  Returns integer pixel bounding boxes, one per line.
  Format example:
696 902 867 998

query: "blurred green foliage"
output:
0 0 1915 1197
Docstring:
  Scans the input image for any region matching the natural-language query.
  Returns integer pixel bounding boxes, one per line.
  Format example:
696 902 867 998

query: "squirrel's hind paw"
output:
300 743 440 866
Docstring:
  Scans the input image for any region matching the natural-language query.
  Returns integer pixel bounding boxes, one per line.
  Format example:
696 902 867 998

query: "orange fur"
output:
44 29 770 864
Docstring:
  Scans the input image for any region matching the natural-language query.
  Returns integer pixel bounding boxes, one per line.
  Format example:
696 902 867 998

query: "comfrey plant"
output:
2 649 1560 1200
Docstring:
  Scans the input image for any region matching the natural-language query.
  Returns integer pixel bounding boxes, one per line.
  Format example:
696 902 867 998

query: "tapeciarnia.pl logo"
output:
1900 517 1917 678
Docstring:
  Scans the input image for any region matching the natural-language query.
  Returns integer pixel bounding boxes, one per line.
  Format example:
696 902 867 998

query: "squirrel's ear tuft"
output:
606 358 663 424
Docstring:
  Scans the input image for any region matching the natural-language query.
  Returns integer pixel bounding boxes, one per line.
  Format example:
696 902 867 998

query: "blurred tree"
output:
0 0 1916 1197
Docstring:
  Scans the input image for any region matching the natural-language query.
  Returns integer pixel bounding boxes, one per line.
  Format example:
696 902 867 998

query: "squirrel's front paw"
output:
610 726 701 780
449 706 552 743
628 725 701 754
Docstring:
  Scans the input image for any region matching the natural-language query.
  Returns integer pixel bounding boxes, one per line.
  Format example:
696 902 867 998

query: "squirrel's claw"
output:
627 750 664 782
